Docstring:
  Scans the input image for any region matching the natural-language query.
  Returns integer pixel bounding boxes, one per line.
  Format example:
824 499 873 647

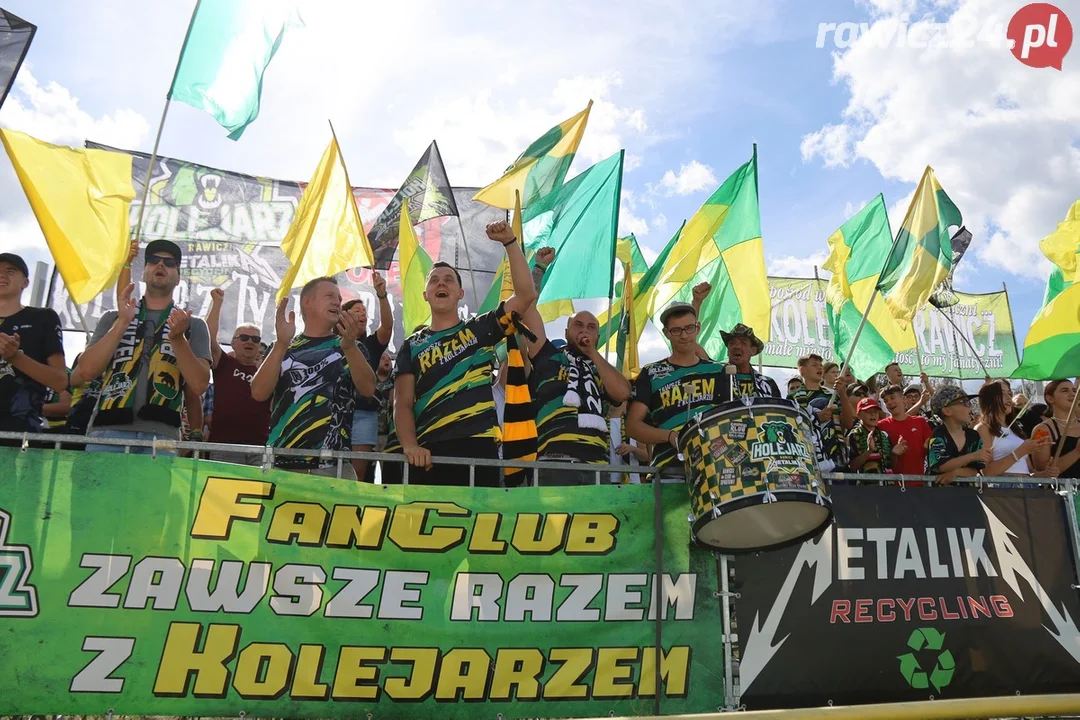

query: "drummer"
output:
627 303 727 482
718 323 781 400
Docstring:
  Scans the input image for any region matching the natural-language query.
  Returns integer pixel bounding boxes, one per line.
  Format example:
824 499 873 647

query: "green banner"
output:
762 277 1019 378
0 449 721 718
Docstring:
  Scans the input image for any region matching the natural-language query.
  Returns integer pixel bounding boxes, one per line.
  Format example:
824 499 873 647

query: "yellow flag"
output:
1040 199 1080 283
1 129 134 304
492 190 574 321
398 202 433 335
473 101 592 209
277 134 374 302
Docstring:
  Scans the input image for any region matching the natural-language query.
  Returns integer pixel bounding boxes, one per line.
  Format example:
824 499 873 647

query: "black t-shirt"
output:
353 333 389 412
529 340 610 463
0 306 63 432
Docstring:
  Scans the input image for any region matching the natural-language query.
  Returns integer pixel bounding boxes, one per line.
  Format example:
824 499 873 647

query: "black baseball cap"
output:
144 239 182 263
0 252 29 276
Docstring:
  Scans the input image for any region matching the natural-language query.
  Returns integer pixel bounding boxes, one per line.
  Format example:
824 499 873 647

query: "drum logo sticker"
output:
729 421 748 441
751 421 812 472
710 438 729 457
728 446 749 465
689 443 704 467
0 508 38 617
720 467 737 485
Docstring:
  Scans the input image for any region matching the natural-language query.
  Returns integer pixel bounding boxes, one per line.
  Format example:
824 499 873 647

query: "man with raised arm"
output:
204 287 271 464
77 240 211 455
522 247 631 485
391 220 537 487
251 276 375 480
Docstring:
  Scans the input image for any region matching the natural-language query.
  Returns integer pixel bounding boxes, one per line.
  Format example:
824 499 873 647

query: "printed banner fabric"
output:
0 448 722 718
762 277 1019 378
47 144 506 350
734 485 1080 709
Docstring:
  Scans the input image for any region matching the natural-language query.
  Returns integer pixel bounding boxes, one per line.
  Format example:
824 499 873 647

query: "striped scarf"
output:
496 308 538 487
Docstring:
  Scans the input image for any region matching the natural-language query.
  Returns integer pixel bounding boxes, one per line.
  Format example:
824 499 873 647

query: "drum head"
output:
695 494 832 553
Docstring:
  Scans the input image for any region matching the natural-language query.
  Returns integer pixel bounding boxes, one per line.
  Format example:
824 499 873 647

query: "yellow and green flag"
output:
473 101 592 209
0 129 134 304
398 202 433 335
822 194 915 380
615 261 640 379
277 134 374 302
1015 200 1080 380
877 166 963 326
1039 199 1080 305
644 148 770 360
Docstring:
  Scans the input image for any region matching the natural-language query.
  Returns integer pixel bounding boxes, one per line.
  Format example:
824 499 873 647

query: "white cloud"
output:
620 207 649 238
653 213 669 235
767 251 832 279
0 68 149 148
802 0 1080 281
660 160 718 196
844 199 869 219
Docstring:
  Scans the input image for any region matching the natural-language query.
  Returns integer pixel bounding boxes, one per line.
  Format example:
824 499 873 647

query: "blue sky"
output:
1 0 1076 372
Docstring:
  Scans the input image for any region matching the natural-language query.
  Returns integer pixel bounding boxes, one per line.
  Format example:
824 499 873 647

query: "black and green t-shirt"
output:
394 306 508 446
269 334 357 469
789 386 830 411
927 425 983 474
630 358 730 471
530 340 609 463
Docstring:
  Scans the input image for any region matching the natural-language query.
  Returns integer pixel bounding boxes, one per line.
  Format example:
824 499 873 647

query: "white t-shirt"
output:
992 426 1029 474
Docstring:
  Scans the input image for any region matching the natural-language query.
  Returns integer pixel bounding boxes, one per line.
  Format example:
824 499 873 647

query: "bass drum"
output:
679 396 832 553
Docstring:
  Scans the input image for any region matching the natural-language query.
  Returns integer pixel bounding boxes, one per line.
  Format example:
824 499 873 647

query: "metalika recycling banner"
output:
0 448 722 718
762 277 1020 378
47 143 506 350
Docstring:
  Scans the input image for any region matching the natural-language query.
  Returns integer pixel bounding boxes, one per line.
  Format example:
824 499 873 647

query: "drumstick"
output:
725 364 736 401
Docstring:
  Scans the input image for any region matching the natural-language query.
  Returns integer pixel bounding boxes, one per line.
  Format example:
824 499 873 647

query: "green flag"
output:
822 195 914 380
170 0 303 140
522 151 623 305
398 202 433 335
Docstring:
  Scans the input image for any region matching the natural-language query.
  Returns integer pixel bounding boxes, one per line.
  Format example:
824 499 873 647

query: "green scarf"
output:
95 300 185 428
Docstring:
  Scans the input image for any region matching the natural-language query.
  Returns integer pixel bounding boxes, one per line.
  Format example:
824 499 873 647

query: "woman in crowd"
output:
1032 379 1080 479
974 381 1056 480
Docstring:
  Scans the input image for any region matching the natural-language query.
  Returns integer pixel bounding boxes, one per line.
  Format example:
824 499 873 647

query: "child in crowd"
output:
847 398 896 477
879 384 933 482
926 386 989 484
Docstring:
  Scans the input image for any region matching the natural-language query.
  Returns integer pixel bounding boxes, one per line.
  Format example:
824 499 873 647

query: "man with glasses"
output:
627 303 733 482
203 287 271 465
76 240 212 455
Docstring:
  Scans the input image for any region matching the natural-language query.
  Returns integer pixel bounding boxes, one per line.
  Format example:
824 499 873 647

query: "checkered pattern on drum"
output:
684 422 771 517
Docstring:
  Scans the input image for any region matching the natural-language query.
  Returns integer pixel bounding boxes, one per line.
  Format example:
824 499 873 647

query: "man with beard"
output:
391 220 536 487
0 252 67 436
204 287 271 465
77 241 212 455
252 276 375 480
522 248 631 485
627 303 732 482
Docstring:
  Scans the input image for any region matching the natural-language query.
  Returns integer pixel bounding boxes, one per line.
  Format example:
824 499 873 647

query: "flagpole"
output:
130 1 201 249
607 150 624 365
939 305 989 377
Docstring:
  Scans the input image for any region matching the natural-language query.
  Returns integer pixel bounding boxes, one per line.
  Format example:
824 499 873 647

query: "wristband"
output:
123 263 132 268
501 238 517 247
1011 450 1020 462
377 293 388 300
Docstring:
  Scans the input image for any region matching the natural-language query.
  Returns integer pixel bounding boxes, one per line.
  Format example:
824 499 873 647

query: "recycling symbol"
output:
898 627 954 693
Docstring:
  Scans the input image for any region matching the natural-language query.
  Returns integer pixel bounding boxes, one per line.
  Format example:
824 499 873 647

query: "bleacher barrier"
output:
3 431 1080 720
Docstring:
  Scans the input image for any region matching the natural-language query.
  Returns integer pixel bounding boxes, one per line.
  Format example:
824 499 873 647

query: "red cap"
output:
856 397 881 414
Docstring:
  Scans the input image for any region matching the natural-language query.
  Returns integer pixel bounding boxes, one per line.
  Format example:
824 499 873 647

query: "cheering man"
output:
523 247 631 485
252 277 375 479
77 241 212 455
391 220 537 486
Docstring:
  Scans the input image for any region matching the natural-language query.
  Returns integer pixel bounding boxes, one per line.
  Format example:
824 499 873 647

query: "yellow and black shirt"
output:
630 358 730 471
530 340 609 463
394 305 509 446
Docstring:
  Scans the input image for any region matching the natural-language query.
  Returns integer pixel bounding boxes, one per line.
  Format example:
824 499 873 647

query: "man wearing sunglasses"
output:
203 287 271 465
76 240 212 455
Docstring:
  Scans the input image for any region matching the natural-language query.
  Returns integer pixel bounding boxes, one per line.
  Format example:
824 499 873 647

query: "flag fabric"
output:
0 8 35 109
615 261 640 379
276 134 374 303
170 0 302 140
822 194 914 380
368 141 459 269
1038 199 1080 305
522 151 622 305
1 129 134 304
877 166 963 326
500 333 538 486
397 202 433 335
597 222 684 354
616 234 649 278
473 101 592 210
928 226 973 309
1014 283 1080 380
641 148 769 360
